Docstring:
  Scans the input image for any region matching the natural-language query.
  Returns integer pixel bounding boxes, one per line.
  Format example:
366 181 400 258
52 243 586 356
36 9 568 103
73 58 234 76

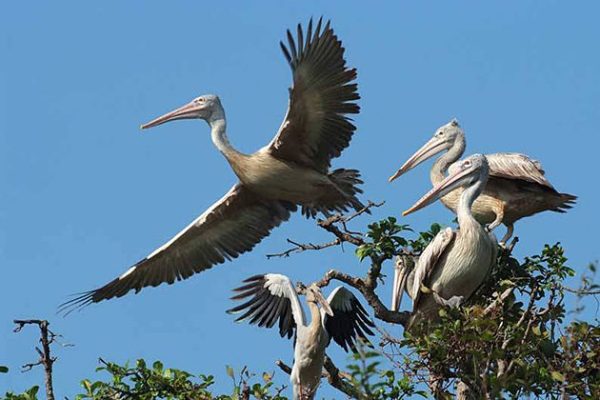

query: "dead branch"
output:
13 319 57 400
268 201 384 259
266 238 342 259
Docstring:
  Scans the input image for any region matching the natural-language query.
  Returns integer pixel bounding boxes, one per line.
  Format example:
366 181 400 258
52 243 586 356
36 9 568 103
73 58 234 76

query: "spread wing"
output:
227 274 303 339
61 185 296 313
486 153 554 189
411 227 455 310
323 287 375 352
266 18 360 172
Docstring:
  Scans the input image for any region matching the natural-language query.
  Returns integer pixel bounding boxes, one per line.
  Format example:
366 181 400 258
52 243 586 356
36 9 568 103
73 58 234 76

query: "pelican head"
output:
141 94 224 129
403 153 489 216
389 118 464 182
305 284 334 316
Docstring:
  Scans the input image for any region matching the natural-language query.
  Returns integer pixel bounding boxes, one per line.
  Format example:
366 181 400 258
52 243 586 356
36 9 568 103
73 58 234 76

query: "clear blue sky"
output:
1 1 598 398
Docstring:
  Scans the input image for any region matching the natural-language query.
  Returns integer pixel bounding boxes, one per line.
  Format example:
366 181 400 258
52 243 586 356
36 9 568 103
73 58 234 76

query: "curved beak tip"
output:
388 170 402 183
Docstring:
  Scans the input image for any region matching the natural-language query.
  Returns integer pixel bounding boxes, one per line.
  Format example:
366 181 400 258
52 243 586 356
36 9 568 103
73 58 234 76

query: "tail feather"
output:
551 192 577 213
302 169 367 218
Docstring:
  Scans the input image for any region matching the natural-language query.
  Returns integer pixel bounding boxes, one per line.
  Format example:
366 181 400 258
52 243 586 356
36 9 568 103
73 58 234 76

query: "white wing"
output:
486 152 553 189
227 274 305 339
411 227 455 310
323 287 375 352
61 185 295 312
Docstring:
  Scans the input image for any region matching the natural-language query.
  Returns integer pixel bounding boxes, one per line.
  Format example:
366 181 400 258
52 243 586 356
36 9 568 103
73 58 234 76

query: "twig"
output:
267 201 384 259
266 238 342 259
13 319 57 400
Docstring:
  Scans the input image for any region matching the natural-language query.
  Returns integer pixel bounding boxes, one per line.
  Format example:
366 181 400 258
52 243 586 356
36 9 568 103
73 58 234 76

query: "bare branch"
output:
266 238 342 259
13 319 57 400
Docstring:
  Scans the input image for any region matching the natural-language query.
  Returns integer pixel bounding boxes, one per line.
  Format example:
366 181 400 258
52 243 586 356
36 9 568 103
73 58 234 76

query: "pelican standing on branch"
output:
392 154 498 327
388 119 576 244
227 274 375 400
61 19 363 311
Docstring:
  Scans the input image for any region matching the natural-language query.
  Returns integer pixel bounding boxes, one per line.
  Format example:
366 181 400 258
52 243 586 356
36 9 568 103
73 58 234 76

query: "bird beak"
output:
403 162 475 216
389 136 447 182
315 291 334 316
391 259 407 312
140 100 204 130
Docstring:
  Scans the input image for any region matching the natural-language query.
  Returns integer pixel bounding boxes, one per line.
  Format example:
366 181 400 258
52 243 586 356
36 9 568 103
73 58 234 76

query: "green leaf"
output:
551 371 566 382
0 365 8 373
226 365 234 379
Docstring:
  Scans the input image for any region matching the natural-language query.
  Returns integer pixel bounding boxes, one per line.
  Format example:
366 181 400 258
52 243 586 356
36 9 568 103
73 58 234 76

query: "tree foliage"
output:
2 216 599 399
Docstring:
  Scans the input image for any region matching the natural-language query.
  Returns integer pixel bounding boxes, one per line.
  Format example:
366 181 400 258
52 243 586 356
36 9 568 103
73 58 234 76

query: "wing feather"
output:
227 274 300 340
323 287 375 352
411 228 455 310
486 153 554 189
60 185 295 313
267 18 359 172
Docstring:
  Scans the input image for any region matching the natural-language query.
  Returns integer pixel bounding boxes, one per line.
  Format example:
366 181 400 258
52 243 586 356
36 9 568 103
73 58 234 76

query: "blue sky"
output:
1 1 599 398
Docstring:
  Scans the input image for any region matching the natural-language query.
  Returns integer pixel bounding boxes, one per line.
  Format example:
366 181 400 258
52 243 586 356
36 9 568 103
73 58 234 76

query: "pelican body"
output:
62 19 364 311
228 274 374 400
389 119 576 243
392 154 498 326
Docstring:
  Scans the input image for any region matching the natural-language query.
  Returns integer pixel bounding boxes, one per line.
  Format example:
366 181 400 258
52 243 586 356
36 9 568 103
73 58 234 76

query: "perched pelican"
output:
228 274 374 400
61 19 364 311
388 119 576 243
391 154 498 327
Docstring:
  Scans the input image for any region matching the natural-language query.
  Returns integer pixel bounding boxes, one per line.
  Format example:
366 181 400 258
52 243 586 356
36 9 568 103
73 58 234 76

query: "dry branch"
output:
13 319 57 400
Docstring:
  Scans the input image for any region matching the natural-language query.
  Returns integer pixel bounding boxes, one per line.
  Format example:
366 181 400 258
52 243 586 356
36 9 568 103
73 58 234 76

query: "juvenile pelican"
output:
61 19 364 311
391 154 498 327
389 119 576 243
228 274 375 400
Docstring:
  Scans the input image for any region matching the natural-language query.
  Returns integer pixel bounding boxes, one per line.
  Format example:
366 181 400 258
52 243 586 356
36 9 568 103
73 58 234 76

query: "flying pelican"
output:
391 154 498 327
61 19 364 311
388 119 576 244
227 274 375 400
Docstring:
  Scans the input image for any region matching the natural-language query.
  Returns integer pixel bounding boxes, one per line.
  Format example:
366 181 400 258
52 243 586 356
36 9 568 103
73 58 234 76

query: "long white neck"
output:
456 176 485 230
430 134 466 185
208 116 237 158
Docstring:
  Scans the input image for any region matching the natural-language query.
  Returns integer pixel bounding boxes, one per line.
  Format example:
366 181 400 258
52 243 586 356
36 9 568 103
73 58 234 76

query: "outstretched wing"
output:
411 227 455 310
323 287 375 352
61 185 296 313
267 18 360 172
486 153 554 189
227 274 303 339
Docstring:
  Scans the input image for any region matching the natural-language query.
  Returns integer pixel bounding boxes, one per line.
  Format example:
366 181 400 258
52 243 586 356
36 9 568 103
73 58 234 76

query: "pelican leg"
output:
432 291 464 308
499 223 514 247
486 206 504 232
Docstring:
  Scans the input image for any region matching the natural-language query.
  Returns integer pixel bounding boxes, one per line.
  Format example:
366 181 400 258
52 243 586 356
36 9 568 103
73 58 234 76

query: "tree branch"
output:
266 238 342 259
13 319 57 400
315 269 409 326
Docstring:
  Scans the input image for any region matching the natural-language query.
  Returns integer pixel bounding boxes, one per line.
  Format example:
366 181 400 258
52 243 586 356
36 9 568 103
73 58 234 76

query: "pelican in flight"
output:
228 274 374 400
391 154 498 327
61 19 364 311
388 119 576 243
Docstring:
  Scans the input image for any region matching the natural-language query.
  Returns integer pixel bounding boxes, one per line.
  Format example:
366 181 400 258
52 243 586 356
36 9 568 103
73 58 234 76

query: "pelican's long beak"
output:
141 100 204 130
389 136 447 182
315 291 334 316
391 258 408 312
403 162 475 216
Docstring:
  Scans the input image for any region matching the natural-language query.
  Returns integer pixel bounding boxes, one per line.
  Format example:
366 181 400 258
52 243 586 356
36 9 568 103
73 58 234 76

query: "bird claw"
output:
433 292 464 308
